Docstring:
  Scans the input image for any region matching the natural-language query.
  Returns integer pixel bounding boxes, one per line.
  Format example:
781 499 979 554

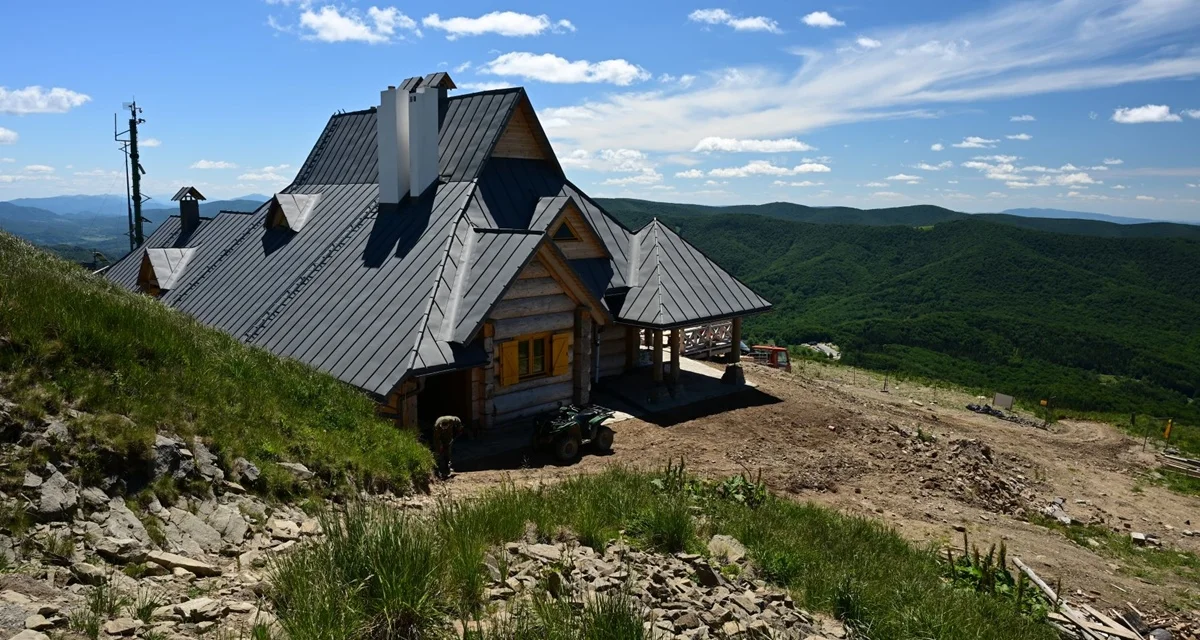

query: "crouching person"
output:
433 415 464 479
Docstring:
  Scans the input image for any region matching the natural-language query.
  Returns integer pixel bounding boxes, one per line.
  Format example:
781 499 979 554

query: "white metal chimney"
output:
407 86 439 198
378 83 440 205
377 86 411 205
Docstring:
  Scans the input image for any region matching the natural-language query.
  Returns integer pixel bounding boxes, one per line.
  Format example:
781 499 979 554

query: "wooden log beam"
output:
669 328 681 385
652 330 664 383
492 371 572 396
505 277 561 299
494 399 564 424
625 326 638 371
490 294 575 320
730 317 743 364
493 311 574 340
492 381 573 415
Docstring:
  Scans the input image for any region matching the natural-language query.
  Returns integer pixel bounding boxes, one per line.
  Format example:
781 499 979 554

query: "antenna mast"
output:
114 100 150 249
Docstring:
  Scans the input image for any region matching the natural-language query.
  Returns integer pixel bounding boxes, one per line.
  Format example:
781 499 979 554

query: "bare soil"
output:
446 360 1200 620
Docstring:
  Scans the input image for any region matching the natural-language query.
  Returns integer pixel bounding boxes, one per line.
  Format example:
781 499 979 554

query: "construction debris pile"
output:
940 438 1038 516
966 403 1047 430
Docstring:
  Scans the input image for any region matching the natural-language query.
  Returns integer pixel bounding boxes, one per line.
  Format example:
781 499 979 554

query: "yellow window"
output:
517 335 549 379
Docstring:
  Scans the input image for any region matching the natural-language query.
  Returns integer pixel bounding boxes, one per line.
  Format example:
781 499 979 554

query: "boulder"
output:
102 498 153 547
71 562 106 586
23 615 53 631
268 519 300 541
174 597 225 622
93 537 146 564
9 631 50 640
102 618 142 636
231 458 260 485
203 504 249 544
35 472 78 519
79 487 108 508
707 535 747 563
167 508 223 553
191 439 224 482
153 435 195 480
277 462 314 481
146 550 221 577
21 473 41 489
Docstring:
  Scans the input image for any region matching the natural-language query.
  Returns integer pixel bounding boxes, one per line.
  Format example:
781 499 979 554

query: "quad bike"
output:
533 404 616 463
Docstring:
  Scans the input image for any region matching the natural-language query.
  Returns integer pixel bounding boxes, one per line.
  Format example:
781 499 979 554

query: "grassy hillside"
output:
0 232 431 493
598 198 1200 240
610 212 1200 424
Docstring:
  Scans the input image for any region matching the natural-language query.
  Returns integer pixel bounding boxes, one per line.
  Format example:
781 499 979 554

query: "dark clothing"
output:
433 415 463 479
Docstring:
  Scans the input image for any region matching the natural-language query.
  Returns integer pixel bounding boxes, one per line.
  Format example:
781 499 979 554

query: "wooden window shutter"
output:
500 341 519 387
552 333 570 377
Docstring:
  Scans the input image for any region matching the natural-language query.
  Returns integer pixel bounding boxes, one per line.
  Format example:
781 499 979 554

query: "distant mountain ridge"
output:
5 193 271 217
1000 207 1169 226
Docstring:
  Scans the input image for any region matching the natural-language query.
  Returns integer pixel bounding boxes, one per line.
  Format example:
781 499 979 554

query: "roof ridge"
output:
439 213 478 341
651 220 664 325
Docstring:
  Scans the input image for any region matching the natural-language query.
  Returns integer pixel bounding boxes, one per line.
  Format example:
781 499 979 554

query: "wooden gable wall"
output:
492 99 551 162
550 202 608 261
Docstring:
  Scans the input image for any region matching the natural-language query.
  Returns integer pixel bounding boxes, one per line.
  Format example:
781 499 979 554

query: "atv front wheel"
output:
593 426 615 452
553 433 581 463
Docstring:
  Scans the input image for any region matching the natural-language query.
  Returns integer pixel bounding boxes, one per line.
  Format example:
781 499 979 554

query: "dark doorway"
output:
418 368 476 426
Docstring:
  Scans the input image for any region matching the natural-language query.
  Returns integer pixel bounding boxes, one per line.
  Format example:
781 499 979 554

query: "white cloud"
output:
930 143 944 151
1006 133 1032 140
802 11 844 28
1136 194 1156 201
539 0 1200 155
140 137 162 148
456 81 515 92
0 127 16 145
913 161 953 171
887 173 921 181
191 160 238 170
952 136 999 148
1187 183 1198 188
688 9 780 33
237 164 292 182
0 157 13 163
1111 104 1182 123
1067 191 1109 200
602 169 662 186
1010 114 1036 122
1103 158 1123 165
986 191 1006 198
0 86 91 114
298 5 419 44
481 52 649 85
675 169 705 178
422 11 573 39
691 137 815 153
454 61 472 73
73 169 120 177
872 191 905 198
1184 109 1200 119
1111 184 1127 189
772 180 824 187
863 181 889 187
976 155 1020 163
23 164 54 173
708 160 830 177
856 36 882 49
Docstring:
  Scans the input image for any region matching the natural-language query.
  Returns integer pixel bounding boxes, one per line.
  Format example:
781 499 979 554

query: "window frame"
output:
552 221 580 242
516 333 551 380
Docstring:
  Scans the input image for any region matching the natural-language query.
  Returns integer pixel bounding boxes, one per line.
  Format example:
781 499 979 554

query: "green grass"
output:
1155 468 1200 496
269 467 1055 640
1030 515 1200 584
0 232 432 495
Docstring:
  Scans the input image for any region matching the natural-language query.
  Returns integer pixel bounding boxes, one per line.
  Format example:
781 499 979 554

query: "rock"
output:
102 498 153 547
694 562 723 588
675 612 702 630
277 462 314 481
94 537 146 564
174 597 225 622
1131 532 1148 546
729 593 761 616
167 508 223 553
71 562 106 585
36 472 78 519
1 590 32 605
268 519 300 541
23 614 52 631
204 505 249 544
707 535 746 563
146 551 221 577
43 420 70 444
102 617 142 636
722 621 746 638
231 458 260 484
524 543 563 562
8 631 50 640
22 472 42 489
1148 630 1173 640
79 487 108 508
191 439 224 482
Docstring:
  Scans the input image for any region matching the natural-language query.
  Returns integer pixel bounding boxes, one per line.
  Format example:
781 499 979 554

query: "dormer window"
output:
138 248 195 296
552 221 580 242
267 193 321 232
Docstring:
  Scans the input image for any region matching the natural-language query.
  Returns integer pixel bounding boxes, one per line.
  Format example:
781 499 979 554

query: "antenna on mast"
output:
114 100 150 250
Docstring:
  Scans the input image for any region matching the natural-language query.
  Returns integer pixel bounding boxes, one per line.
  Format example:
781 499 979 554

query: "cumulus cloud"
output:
913 161 953 171
1184 109 1200 119
930 143 944 151
23 164 54 173
691 137 815 153
297 5 419 44
802 11 845 28
0 86 91 114
1111 184 1128 189
688 9 781 33
952 136 999 148
238 164 292 182
856 36 882 49
1111 104 1182 123
675 169 705 178
1010 114 1036 121
1135 194 1156 200
481 52 649 85
191 160 238 170
140 137 162 148
887 173 921 180
0 127 16 145
772 180 824 187
1006 133 1032 140
422 11 573 39
1103 158 1123 165
872 191 905 198
708 160 830 178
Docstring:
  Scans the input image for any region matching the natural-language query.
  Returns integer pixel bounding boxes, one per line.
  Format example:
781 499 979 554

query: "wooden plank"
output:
598 338 626 358
492 100 549 161
1080 605 1142 640
1049 612 1139 640
492 381 573 416
517 260 550 279
490 294 576 320
492 371 572 397
1013 558 1103 640
505 277 562 300
493 311 574 340
495 399 563 424
598 352 624 372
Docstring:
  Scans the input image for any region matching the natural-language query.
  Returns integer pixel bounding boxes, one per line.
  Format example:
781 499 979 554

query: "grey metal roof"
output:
104 81 770 397
144 248 196 290
272 193 320 232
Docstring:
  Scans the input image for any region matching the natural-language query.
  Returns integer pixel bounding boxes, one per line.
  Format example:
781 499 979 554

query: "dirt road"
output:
448 360 1200 620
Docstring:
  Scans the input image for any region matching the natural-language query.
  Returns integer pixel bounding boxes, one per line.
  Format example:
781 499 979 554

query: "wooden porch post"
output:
482 322 496 428
624 325 638 371
573 307 591 405
669 328 681 385
652 329 664 383
730 317 743 363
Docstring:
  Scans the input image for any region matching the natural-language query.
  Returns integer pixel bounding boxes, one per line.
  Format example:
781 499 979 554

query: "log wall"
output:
597 326 628 379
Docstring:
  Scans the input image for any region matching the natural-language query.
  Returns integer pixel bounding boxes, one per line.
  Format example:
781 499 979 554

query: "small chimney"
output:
170 186 206 235
377 86 411 205
378 76 446 205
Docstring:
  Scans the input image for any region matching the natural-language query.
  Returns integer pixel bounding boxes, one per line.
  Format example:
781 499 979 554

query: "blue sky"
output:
2 0 1199 220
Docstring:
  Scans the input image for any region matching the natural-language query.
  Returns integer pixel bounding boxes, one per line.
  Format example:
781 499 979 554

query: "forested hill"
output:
597 198 1200 239
601 207 1200 423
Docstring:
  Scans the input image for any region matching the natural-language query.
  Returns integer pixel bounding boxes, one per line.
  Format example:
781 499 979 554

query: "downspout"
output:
593 322 601 385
